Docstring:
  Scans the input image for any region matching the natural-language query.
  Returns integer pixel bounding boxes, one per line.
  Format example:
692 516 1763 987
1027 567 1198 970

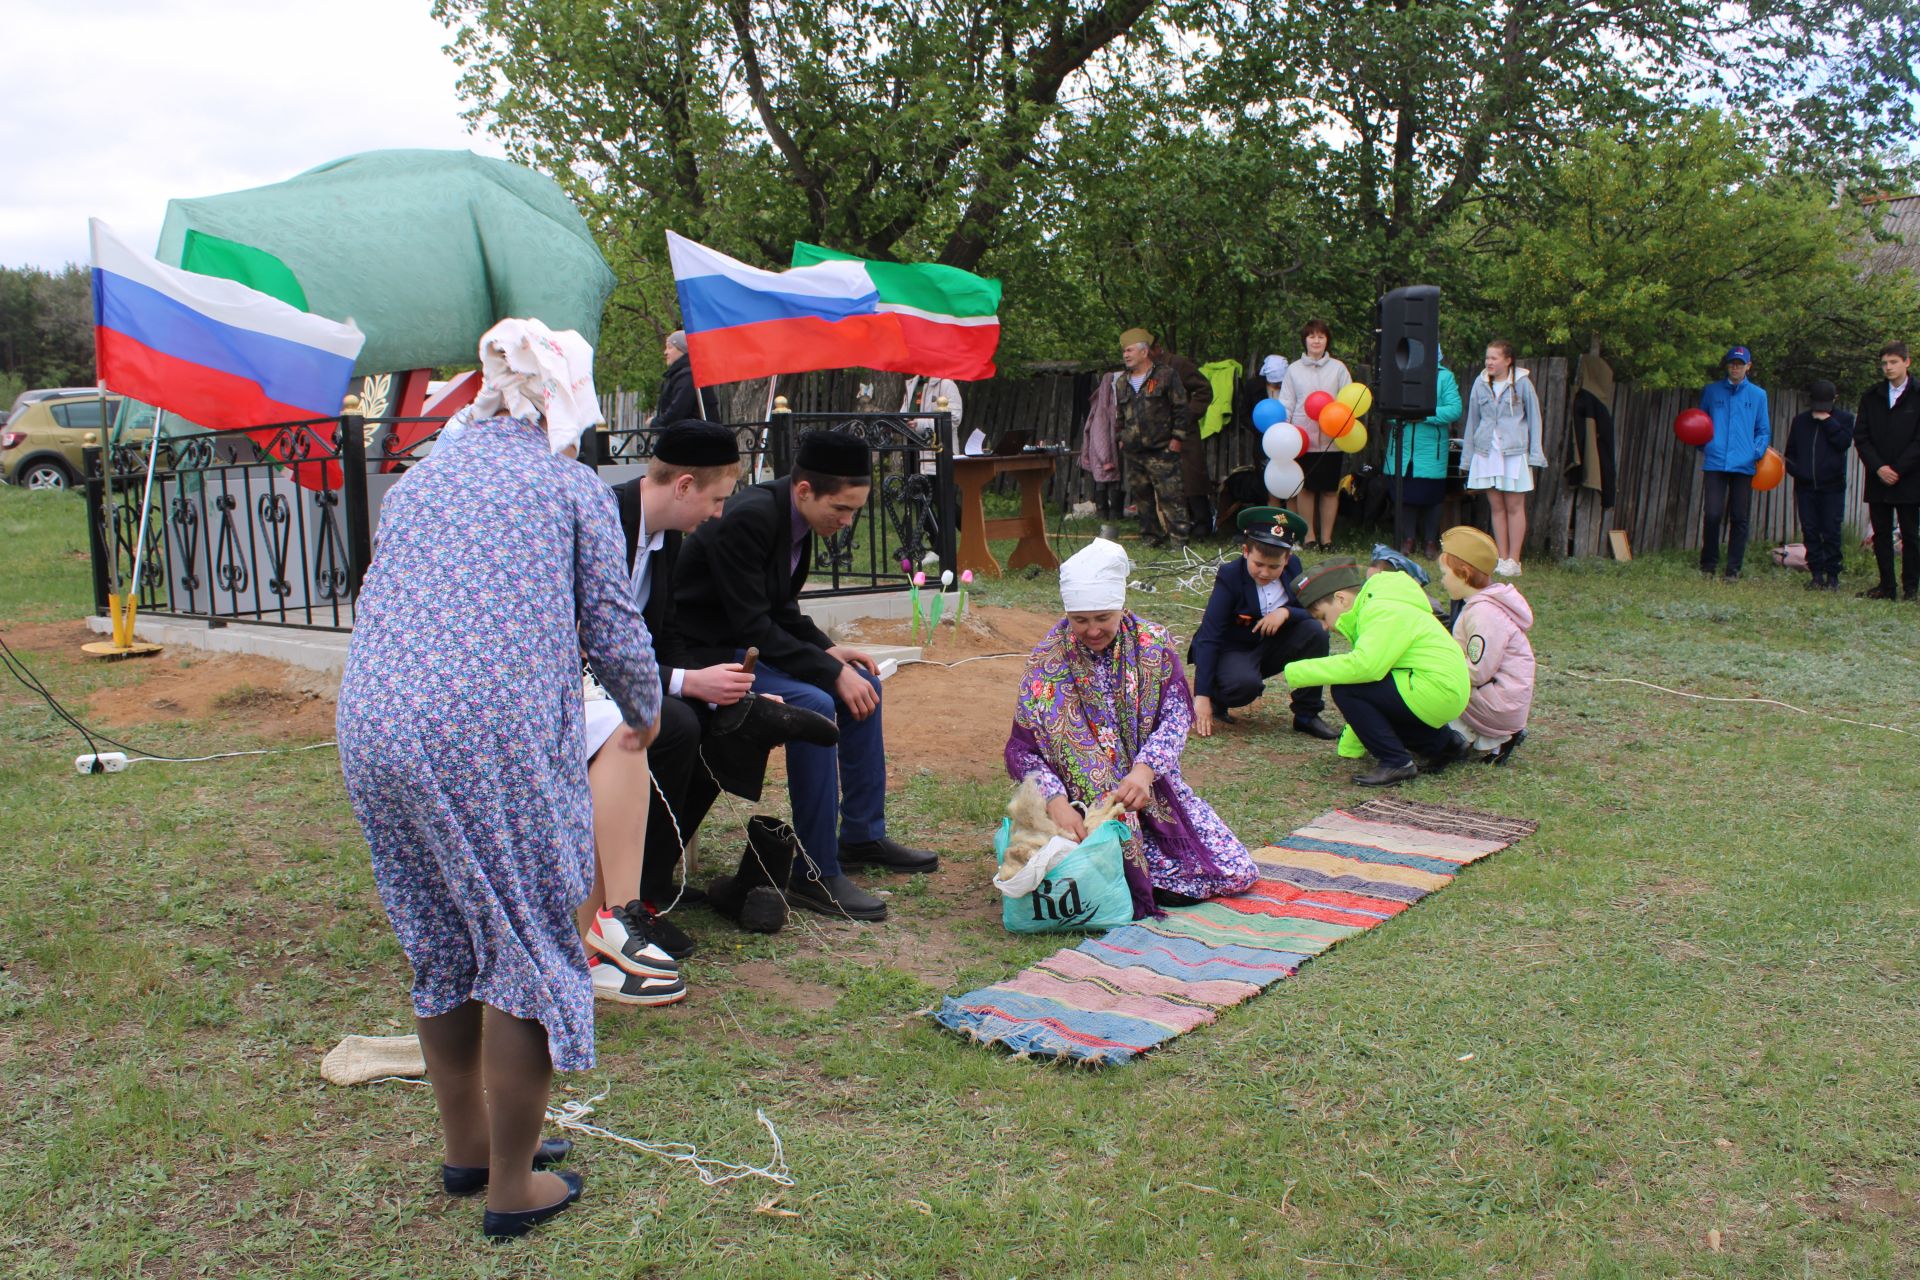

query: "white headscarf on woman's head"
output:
471 317 605 454
1059 537 1131 612
1260 354 1289 385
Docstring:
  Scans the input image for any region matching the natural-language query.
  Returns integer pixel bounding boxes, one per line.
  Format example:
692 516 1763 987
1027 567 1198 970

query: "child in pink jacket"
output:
1437 527 1535 763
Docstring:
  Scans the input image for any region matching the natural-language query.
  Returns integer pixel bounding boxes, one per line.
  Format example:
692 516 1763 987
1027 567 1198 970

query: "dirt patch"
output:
87 653 337 742
840 605 1059 787
728 960 840 1011
0 618 97 652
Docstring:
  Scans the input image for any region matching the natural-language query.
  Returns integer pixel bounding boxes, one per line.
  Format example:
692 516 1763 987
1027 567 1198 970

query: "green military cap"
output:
1294 559 1367 607
1235 505 1307 551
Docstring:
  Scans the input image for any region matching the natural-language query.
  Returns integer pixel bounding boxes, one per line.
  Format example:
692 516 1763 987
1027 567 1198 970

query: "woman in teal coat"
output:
1383 353 1463 557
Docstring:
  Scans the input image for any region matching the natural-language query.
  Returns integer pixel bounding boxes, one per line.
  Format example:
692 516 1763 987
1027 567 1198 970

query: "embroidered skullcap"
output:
1119 327 1154 348
1059 538 1131 612
1260 354 1289 385
795 429 870 478
1294 559 1366 607
471 318 603 455
654 421 739 466
1439 526 1499 576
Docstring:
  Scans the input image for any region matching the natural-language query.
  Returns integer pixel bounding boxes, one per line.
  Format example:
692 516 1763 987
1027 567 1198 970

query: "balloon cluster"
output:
1252 383 1374 498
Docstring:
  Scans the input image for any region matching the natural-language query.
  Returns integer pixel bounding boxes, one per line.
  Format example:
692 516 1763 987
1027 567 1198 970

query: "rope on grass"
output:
370 1078 795 1188
1546 668 1917 737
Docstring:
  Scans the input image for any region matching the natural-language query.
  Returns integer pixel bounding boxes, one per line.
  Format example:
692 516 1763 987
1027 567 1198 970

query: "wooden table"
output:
952 452 1063 578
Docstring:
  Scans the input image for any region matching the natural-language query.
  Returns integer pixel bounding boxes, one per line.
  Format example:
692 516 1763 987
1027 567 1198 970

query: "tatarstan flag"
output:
790 242 1001 380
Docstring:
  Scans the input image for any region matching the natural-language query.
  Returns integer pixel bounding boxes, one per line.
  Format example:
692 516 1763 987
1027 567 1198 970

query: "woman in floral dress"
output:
1004 538 1257 917
336 320 659 1238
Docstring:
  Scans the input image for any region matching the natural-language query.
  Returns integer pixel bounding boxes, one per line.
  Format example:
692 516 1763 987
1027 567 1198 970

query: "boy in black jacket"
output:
1186 507 1338 739
1784 379 1855 591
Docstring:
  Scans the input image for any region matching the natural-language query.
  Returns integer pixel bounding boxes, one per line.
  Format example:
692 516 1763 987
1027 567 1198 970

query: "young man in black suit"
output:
1186 507 1338 740
1855 340 1919 600
675 430 936 922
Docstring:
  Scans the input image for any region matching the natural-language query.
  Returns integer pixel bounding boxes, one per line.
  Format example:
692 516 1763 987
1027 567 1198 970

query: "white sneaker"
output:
1494 558 1517 577
589 957 687 1006
586 905 679 978
1509 560 1523 576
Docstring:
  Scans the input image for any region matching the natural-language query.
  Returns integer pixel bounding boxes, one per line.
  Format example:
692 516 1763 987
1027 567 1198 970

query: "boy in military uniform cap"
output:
1114 327 1190 548
1283 559 1471 786
1187 506 1338 739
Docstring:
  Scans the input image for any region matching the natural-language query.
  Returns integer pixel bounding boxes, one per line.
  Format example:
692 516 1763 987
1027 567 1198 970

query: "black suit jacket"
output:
674 477 840 688
1185 555 1307 701
612 477 690 677
1856 380 1920 505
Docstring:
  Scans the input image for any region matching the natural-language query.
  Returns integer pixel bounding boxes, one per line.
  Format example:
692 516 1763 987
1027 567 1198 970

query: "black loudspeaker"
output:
1377 285 1440 418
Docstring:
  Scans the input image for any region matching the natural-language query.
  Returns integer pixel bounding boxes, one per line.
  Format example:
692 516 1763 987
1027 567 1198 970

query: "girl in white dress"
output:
1461 339 1545 575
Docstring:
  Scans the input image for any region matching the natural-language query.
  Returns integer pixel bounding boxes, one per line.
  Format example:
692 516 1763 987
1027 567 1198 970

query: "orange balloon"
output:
1318 401 1355 437
1752 447 1785 492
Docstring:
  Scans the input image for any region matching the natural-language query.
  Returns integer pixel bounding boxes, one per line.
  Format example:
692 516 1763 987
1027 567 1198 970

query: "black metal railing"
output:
83 404 958 629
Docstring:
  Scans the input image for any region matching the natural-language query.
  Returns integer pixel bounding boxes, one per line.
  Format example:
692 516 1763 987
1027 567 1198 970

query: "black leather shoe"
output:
1292 714 1338 741
1858 584 1896 599
1352 762 1418 786
838 835 938 873
786 871 888 921
483 1169 584 1240
442 1138 573 1196
1491 729 1528 766
1152 887 1204 909
1419 730 1470 775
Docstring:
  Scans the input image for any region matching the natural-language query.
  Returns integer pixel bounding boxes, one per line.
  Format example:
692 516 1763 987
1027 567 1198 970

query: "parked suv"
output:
1 389 150 489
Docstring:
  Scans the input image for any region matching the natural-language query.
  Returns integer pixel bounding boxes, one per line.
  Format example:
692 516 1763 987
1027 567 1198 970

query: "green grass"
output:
3 484 1919 1277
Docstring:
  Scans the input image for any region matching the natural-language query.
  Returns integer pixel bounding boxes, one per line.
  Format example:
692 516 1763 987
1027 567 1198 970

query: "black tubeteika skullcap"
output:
795 429 870 478
654 421 739 466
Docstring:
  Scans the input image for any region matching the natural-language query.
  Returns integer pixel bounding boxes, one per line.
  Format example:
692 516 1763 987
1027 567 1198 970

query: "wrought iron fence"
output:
83 405 958 631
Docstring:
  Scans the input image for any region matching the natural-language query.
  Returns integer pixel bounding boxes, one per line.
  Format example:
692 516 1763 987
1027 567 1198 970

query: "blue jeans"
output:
747 657 886 878
1330 676 1458 769
1700 471 1753 576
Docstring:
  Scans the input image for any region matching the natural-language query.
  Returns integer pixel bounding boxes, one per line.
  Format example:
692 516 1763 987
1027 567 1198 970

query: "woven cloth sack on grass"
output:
322 1034 426 1086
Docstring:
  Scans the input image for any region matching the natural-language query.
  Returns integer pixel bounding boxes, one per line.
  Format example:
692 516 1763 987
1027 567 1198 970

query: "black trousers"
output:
1212 617 1329 716
1869 501 1920 591
641 694 721 902
1700 471 1753 576
1393 501 1443 548
1794 486 1846 583
1330 676 1458 769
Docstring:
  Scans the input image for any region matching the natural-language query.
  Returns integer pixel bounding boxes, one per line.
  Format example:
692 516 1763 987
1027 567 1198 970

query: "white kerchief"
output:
1059 538 1131 612
1260 354 1289 385
471 318 604 454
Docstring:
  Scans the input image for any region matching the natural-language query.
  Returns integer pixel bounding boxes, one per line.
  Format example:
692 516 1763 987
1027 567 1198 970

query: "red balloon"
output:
1753 447 1785 492
1674 407 1713 446
1303 391 1334 422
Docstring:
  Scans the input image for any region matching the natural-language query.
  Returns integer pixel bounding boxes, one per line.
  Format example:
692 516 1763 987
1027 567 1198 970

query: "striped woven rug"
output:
931 797 1538 1065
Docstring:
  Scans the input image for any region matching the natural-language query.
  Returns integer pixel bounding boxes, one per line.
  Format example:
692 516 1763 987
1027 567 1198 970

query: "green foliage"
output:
1480 112 1920 389
0 265 94 392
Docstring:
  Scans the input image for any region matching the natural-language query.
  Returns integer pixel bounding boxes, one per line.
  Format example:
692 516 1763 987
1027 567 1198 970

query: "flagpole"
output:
98 383 128 643
120 407 163 649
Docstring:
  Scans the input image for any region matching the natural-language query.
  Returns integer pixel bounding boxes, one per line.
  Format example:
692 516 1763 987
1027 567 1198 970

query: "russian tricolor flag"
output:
90 218 365 438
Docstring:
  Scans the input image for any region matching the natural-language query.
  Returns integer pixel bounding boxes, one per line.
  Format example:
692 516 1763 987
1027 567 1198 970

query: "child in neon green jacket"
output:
1282 562 1471 786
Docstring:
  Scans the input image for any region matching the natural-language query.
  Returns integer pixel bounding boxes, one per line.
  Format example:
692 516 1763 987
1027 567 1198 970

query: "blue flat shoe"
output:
441 1137 573 1196
483 1169 584 1240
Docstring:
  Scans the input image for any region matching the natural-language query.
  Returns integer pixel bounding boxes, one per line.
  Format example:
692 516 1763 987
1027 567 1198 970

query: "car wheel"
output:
19 460 75 491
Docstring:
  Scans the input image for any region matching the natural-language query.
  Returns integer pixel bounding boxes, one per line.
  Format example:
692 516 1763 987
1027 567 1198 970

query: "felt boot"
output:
702 694 840 801
704 816 797 933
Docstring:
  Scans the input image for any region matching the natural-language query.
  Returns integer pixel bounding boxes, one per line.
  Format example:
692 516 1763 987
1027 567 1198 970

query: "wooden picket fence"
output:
606 361 1866 559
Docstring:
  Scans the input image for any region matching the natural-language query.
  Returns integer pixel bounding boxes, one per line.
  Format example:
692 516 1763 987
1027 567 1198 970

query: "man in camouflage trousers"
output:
1115 327 1190 548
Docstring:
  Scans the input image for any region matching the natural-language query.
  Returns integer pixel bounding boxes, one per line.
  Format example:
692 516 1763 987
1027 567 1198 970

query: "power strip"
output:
75 752 130 774
876 658 899 681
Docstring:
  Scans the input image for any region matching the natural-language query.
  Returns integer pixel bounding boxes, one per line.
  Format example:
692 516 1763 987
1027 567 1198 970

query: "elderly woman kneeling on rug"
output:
1005 538 1259 915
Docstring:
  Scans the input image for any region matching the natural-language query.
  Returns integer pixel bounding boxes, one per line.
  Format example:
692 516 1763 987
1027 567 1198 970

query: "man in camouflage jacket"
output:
1115 327 1190 547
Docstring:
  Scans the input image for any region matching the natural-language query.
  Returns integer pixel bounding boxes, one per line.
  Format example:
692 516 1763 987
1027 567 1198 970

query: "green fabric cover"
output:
1283 569 1470 758
156 150 613 375
1198 358 1242 438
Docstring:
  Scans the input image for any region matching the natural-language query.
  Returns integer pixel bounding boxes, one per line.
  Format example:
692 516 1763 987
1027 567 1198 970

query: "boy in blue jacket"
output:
1697 345 1772 580
1784 378 1855 591
1186 507 1338 740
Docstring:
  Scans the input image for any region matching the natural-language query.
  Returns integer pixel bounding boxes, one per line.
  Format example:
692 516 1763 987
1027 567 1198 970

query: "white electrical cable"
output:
1547 668 1917 737
123 740 340 766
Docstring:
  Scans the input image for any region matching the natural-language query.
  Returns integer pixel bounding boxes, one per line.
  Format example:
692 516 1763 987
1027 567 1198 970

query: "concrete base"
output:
87 589 928 688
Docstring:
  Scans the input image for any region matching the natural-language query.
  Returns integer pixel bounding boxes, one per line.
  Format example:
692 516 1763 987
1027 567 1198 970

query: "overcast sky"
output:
1 0 508 270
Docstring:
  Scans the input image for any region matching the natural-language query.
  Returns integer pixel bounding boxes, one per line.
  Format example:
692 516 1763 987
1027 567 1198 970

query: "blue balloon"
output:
1251 398 1288 430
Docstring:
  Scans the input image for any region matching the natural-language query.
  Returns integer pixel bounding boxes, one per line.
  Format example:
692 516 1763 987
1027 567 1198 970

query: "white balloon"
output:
1262 423 1303 462
1264 458 1305 500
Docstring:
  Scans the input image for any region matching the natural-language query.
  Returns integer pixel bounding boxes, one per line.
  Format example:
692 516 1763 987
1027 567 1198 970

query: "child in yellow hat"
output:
1437 526 1536 763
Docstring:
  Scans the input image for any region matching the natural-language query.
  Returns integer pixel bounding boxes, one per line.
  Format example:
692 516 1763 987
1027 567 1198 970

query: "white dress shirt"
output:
629 507 686 696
